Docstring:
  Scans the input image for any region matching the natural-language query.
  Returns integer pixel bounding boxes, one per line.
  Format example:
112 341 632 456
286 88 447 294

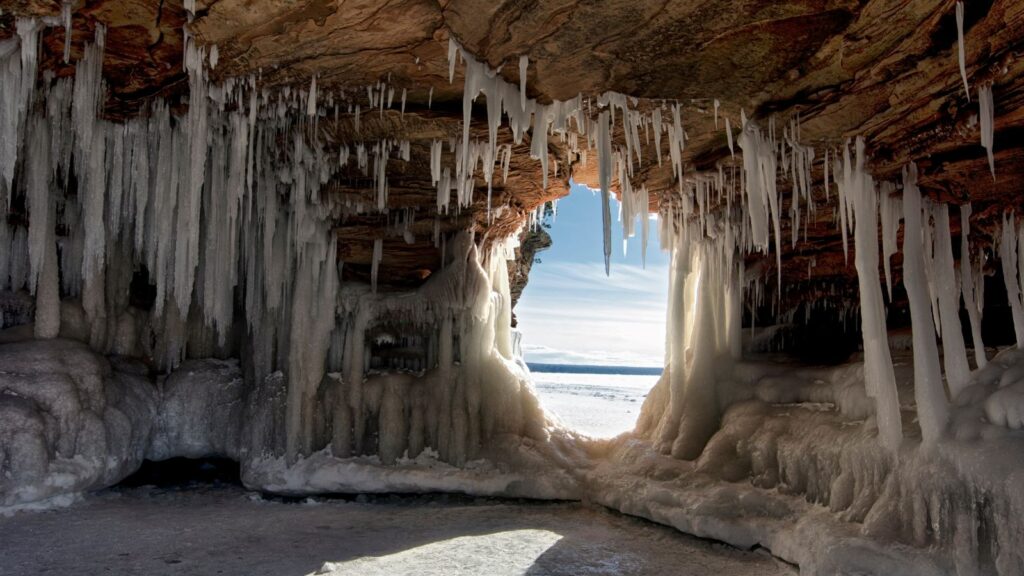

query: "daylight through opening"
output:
516 182 666 438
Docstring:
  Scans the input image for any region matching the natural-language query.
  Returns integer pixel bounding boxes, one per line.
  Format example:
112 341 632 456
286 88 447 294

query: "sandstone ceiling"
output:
3 0 1023 303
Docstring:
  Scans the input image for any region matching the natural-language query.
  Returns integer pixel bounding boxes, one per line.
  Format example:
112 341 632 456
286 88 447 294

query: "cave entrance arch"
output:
514 181 667 437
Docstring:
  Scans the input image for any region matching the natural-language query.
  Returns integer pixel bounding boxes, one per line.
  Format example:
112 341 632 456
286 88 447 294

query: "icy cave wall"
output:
0 19 556 507
4 3 1024 574
623 130 1024 573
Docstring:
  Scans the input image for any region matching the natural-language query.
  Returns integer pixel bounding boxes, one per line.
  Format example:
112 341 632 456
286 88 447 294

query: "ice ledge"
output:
587 439 947 575
241 439 585 501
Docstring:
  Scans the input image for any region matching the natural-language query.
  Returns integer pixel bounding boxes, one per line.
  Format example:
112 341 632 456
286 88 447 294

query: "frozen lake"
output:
529 366 660 438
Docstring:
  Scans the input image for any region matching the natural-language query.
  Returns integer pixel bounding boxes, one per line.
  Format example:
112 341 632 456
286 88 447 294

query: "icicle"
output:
428 86 433 109
979 84 995 179
430 139 442 185
400 88 406 116
371 238 383 293
448 37 458 83
1000 212 1024 347
598 110 613 275
652 108 663 166
519 55 528 111
306 75 317 117
641 185 649 269
956 1 969 101
960 203 987 368
714 99 720 129
209 44 219 70
62 2 72 63
880 184 900 300
725 117 734 158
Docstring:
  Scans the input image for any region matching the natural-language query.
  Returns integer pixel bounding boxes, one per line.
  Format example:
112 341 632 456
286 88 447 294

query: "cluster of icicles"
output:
646 133 1006 456
0 16 560 372
0 1 1007 461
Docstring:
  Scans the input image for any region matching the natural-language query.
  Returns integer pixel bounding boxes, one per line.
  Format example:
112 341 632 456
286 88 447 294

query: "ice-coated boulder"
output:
0 339 157 508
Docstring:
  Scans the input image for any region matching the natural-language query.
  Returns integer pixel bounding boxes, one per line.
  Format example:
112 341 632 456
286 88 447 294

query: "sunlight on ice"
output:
309 529 563 576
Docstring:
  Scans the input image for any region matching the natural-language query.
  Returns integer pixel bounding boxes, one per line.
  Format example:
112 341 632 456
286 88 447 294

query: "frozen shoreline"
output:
531 370 658 438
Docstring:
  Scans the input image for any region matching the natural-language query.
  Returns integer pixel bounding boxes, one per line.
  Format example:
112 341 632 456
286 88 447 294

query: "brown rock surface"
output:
4 0 1023 302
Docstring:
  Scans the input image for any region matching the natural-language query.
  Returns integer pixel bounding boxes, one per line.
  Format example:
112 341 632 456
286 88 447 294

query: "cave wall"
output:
1 2 1024 574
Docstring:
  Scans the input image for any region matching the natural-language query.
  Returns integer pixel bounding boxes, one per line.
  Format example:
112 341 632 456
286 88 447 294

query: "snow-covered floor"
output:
0 485 793 576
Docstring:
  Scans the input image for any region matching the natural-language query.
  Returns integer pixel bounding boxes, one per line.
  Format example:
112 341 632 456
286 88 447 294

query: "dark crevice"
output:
116 458 242 489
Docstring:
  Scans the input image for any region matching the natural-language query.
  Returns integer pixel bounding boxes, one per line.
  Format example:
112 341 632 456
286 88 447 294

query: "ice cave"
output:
1 1 1024 574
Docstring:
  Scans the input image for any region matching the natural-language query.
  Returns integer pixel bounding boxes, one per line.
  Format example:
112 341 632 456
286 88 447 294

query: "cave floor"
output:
0 485 794 576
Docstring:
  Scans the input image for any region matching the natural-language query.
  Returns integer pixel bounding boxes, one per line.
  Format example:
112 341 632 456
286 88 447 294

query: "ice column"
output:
999 213 1024 348
848 138 902 452
648 227 742 460
901 164 948 445
26 117 59 338
932 203 970 397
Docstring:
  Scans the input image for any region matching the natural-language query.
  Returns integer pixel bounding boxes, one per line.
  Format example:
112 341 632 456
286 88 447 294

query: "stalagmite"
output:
902 164 948 445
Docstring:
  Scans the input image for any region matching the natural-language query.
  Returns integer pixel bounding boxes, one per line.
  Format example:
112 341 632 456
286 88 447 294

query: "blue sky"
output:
516 181 669 368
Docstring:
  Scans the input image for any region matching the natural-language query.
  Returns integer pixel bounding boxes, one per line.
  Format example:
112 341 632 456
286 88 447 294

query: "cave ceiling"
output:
4 0 1023 298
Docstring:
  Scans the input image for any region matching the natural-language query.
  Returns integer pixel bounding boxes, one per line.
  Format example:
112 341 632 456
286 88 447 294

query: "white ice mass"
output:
0 11 1021 576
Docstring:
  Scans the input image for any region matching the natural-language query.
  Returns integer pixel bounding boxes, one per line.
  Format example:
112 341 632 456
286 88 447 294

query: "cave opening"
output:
516 182 667 437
